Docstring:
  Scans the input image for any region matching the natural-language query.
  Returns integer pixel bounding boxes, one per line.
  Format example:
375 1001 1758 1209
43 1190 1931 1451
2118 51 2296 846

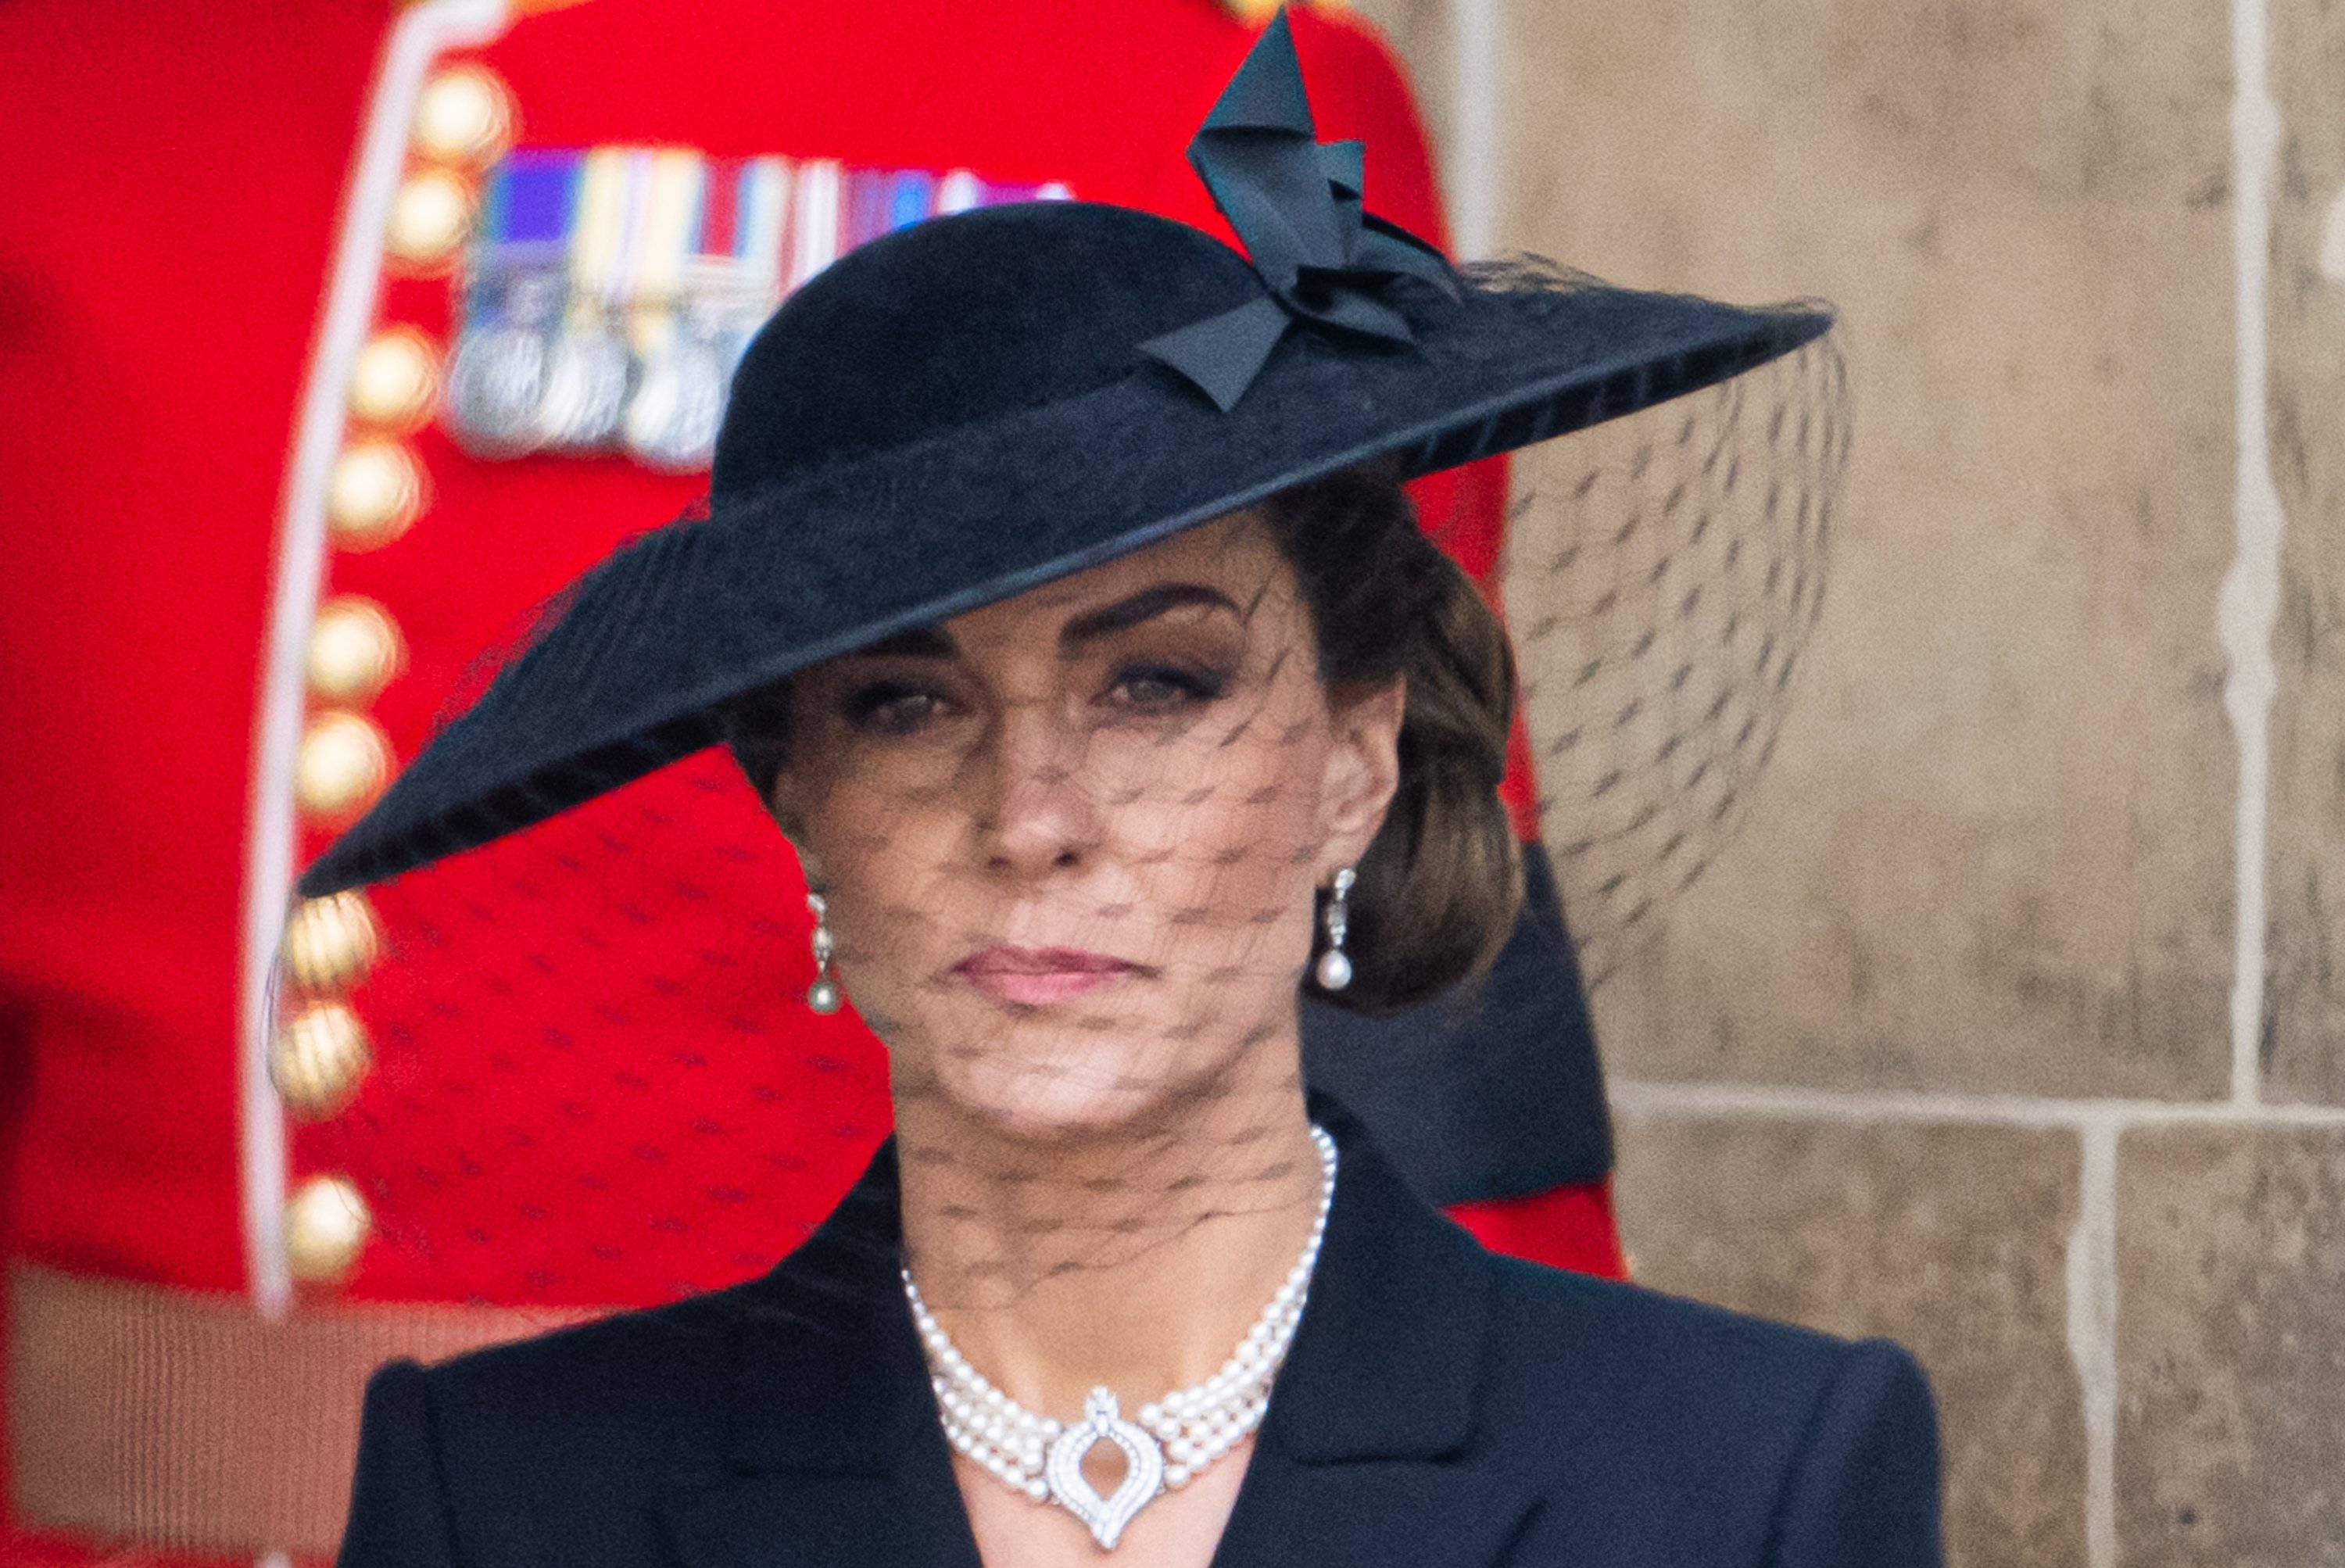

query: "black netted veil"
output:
1507 311 1846 988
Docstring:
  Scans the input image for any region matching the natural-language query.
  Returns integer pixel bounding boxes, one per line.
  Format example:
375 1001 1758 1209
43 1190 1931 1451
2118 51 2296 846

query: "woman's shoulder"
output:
406 1253 870 1430
356 1276 781 1505
410 1175 904 1423
1480 1248 1927 1408
342 1268 865 1565
1468 1253 1942 1563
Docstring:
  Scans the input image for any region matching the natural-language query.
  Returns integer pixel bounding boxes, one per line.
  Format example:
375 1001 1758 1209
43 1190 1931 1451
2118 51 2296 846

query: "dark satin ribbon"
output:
1140 8 1461 412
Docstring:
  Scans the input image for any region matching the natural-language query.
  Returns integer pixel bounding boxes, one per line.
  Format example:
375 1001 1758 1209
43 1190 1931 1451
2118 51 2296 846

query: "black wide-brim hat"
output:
299 14 1831 899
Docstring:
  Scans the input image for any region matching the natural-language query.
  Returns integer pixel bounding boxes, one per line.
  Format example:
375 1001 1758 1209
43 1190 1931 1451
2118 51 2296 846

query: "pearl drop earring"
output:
1314 867 1356 992
805 891 842 1014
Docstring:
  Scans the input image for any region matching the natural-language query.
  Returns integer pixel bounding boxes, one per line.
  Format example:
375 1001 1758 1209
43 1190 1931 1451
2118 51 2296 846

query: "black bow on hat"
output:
1140 9 1459 411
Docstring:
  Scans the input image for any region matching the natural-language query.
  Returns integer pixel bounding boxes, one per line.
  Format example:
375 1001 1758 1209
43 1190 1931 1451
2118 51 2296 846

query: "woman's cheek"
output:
1140 744 1322 958
808 793 958 984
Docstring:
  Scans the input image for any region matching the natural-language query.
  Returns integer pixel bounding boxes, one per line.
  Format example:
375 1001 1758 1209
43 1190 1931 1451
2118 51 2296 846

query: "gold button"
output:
306 596 406 704
326 439 424 550
284 1175 371 1284
270 1001 374 1119
385 167 473 269
279 890 383 990
347 328 439 429
411 64 515 166
295 711 393 821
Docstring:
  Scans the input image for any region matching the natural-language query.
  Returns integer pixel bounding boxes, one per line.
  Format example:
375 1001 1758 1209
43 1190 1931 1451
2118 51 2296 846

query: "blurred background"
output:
1355 0 2340 1563
5 2 2339 1566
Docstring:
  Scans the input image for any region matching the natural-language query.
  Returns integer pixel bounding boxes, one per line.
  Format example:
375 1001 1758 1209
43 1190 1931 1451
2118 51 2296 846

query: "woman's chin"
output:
922 1048 1187 1141
953 1078 1160 1141
893 1018 1264 1143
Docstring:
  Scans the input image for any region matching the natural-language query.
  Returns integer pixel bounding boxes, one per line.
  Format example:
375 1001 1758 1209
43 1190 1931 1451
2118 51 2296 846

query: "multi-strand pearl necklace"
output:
903 1124 1338 1550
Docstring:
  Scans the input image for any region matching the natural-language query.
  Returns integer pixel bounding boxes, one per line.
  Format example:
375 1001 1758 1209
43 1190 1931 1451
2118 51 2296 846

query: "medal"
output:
533 321 632 448
445 155 578 454
445 270 565 457
623 337 726 471
446 140 1071 467
444 320 550 457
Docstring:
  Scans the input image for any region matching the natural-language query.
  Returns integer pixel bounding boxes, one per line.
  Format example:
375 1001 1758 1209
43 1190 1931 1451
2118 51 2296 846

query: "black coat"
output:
338 1109 1943 1566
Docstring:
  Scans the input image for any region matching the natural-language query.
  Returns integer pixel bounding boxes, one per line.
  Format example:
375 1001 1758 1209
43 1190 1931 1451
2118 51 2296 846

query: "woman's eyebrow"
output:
1060 583 1241 646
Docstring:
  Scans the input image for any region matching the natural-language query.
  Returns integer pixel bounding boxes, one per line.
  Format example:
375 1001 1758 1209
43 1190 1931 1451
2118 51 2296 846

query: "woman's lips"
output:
952 946 1137 1007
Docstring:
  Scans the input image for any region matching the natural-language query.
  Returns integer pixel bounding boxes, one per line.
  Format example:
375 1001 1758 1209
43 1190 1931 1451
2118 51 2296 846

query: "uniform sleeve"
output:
338 1359 464 1568
1765 1338 1946 1567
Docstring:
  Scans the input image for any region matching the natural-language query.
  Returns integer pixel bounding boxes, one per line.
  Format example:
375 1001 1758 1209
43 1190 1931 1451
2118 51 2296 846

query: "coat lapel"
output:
657 1143 984 1568
1208 1106 1537 1568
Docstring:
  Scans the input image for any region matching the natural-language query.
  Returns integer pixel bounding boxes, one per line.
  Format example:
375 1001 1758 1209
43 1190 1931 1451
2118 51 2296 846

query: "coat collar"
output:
657 1157 983 1568
659 1101 1535 1567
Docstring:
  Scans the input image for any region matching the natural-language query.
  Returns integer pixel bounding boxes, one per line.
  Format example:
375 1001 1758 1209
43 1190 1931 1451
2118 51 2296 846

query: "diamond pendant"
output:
1044 1387 1165 1551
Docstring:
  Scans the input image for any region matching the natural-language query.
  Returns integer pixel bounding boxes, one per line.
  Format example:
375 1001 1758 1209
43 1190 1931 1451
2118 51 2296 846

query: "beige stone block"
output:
2115 1123 2345 1564
1497 1 2236 1094
2264 0 2345 1104
1613 1112 2087 1566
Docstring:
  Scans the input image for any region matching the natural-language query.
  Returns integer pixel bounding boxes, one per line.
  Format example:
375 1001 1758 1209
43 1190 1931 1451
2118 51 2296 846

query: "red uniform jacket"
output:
0 2 1618 1560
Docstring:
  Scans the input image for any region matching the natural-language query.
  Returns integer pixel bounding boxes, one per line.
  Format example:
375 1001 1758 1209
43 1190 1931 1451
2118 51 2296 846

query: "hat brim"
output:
299 269 1830 897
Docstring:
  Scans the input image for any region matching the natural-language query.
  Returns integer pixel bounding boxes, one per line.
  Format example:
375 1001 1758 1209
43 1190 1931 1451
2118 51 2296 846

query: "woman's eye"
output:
1104 664 1227 712
843 683 952 736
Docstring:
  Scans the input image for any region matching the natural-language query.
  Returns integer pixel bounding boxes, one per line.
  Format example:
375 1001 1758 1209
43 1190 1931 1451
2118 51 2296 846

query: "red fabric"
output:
1449 1179 1631 1281
0 2 1611 1558
0 0 396 1291
0 10 398 1564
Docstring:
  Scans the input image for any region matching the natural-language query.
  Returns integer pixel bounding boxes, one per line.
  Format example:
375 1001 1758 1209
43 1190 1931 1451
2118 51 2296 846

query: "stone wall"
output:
1350 1 2345 1562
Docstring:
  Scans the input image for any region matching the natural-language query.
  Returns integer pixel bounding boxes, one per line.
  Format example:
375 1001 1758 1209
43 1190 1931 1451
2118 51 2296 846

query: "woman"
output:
325 18 1940 1566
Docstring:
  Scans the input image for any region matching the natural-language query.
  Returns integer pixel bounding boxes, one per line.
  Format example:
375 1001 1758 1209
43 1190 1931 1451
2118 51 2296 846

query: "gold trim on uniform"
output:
347 328 441 430
411 63 516 167
305 596 406 704
385 166 475 270
278 889 385 990
294 712 394 821
326 438 426 549
282 1176 372 1284
268 1002 374 1120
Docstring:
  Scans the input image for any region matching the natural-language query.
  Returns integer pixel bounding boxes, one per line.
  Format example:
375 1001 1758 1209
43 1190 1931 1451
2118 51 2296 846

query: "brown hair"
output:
1262 460 1522 1015
715 460 1523 1015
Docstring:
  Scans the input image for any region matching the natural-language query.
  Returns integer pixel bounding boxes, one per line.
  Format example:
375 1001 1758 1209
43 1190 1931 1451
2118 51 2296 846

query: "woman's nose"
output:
973 696 1101 877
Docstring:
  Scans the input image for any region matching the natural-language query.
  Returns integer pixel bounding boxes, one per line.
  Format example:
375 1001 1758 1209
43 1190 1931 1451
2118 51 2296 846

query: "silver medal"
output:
623 338 727 471
444 323 550 458
535 322 633 449
444 271 564 458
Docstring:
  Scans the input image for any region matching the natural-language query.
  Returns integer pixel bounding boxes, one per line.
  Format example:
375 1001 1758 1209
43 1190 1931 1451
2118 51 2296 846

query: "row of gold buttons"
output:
273 62 517 1289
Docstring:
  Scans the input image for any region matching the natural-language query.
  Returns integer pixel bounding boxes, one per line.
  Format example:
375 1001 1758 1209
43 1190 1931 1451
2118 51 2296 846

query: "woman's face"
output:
772 511 1402 1137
